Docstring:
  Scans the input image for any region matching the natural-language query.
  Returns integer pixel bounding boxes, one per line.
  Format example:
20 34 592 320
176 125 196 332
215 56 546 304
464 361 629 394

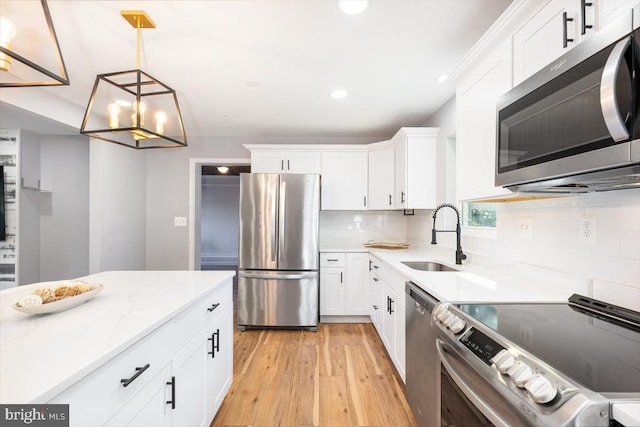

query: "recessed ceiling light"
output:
217 166 230 174
339 0 370 15
331 89 348 99
437 74 449 84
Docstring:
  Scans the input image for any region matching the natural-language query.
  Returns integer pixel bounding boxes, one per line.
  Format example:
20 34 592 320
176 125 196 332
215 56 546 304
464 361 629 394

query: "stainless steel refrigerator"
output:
237 173 320 330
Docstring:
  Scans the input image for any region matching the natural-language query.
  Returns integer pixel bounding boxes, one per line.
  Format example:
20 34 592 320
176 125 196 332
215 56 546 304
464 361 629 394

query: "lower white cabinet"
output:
49 280 233 427
320 252 369 317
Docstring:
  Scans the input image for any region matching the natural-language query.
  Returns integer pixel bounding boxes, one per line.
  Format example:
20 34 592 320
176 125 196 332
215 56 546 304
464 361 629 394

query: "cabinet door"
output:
393 136 407 209
171 330 208 427
205 312 233 421
456 42 512 201
320 266 345 315
393 301 406 383
321 151 368 210
368 147 395 209
512 0 579 85
285 151 321 174
251 151 285 173
394 130 438 209
345 253 369 315
381 287 395 351
599 0 636 27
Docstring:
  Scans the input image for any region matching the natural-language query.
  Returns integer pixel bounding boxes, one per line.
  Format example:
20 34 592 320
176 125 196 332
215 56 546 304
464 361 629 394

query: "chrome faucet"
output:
431 203 467 265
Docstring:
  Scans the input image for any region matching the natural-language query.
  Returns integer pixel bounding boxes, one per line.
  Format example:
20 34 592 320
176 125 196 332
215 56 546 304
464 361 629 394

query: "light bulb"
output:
155 111 167 135
131 101 146 127
217 166 229 174
338 0 370 15
0 16 18 72
108 103 120 129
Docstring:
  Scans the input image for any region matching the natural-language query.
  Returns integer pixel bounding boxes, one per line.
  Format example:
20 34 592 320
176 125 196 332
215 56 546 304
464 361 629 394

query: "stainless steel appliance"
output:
496 5 640 193
405 281 440 427
434 295 640 426
237 173 320 330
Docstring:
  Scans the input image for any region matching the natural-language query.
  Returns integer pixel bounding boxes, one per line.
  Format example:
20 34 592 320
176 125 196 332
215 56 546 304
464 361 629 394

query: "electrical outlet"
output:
518 216 533 239
579 215 596 243
174 216 187 227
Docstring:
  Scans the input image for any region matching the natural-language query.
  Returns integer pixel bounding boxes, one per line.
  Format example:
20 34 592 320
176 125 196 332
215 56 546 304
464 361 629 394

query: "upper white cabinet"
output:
512 0 598 85
456 41 513 201
392 128 438 210
321 151 368 210
250 149 321 174
599 0 638 28
368 145 395 210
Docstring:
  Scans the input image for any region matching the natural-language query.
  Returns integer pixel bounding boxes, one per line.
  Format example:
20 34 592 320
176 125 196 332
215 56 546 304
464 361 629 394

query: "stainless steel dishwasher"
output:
405 281 440 427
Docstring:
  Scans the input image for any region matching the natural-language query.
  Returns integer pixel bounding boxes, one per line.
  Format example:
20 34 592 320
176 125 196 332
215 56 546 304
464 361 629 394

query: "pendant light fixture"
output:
80 10 187 149
0 0 70 87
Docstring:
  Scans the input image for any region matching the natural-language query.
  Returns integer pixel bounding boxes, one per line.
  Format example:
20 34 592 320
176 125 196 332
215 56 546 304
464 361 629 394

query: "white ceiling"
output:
2 0 512 139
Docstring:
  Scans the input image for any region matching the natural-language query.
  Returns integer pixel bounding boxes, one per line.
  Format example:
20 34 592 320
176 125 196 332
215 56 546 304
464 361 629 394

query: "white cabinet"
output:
251 150 321 174
49 280 234 427
381 283 406 382
456 41 512 202
512 0 599 85
600 0 638 27
320 252 369 317
368 146 395 209
321 151 368 210
392 128 438 210
369 256 384 335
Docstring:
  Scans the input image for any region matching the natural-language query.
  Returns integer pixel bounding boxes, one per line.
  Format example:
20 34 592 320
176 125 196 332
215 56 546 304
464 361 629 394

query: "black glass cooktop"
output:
456 299 640 394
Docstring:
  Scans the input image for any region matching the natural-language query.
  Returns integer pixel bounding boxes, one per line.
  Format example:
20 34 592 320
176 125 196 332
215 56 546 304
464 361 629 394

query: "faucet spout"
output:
431 203 467 265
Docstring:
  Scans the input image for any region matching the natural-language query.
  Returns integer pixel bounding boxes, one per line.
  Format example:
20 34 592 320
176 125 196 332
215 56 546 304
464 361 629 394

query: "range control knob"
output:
433 304 448 319
439 312 454 324
444 314 459 329
450 318 466 334
507 361 534 388
490 349 516 374
524 374 557 404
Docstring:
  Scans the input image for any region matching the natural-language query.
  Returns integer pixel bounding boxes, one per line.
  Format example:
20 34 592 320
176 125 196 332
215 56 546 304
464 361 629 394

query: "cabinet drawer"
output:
172 279 233 344
48 321 178 426
320 253 346 267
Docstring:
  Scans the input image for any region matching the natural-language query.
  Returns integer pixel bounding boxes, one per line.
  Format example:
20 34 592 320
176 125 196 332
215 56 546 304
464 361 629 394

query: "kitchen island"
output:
0 270 234 427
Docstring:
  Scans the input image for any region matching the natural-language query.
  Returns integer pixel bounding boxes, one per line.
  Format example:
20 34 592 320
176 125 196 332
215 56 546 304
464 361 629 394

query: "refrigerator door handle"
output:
271 178 278 263
278 180 287 263
239 272 318 280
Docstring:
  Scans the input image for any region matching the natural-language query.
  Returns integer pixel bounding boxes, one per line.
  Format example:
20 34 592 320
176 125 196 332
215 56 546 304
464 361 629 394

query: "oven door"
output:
436 339 529 427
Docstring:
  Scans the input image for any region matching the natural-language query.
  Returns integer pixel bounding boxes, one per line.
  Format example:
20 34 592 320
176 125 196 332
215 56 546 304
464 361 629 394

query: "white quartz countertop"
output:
0 270 235 404
322 245 589 303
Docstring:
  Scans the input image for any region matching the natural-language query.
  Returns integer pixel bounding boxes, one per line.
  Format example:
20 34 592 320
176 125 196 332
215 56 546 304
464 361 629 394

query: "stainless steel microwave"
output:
496 6 640 193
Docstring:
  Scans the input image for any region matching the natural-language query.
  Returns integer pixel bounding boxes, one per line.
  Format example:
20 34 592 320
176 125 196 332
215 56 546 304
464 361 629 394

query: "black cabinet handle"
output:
120 364 150 387
208 329 220 358
364 196 367 207
388 194 392 206
373 265 378 269
401 191 405 204
166 376 176 409
563 12 574 48
287 160 290 171
387 296 390 313
373 305 378 310
368 260 372 271
372 277 379 282
207 303 220 312
389 298 395 314
340 272 343 283
581 0 593 35
327 258 339 262
281 160 284 171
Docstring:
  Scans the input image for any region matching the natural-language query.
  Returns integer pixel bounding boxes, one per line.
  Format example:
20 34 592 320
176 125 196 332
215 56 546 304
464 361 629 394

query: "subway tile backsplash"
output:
319 210 408 247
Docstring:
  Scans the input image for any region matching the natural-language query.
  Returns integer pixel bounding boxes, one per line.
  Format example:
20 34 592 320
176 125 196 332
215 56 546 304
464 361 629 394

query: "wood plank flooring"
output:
211 323 417 427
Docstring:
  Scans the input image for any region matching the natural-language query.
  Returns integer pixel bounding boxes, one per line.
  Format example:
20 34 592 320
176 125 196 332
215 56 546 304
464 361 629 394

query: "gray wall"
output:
90 138 146 272
40 135 90 280
200 175 240 264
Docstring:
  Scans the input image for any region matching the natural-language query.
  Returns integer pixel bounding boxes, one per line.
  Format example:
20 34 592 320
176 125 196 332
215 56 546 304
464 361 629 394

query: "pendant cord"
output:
136 24 141 69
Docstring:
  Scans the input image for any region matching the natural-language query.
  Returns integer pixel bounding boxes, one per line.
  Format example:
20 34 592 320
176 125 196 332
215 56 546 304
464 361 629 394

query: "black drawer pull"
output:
207 303 220 312
327 258 339 262
120 364 150 387
373 305 378 310
208 329 221 358
389 298 395 314
581 0 593 35
166 376 176 409
372 277 379 282
563 12 574 48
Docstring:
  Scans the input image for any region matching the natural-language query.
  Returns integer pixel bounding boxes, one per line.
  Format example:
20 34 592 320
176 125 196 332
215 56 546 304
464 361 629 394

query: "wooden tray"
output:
363 242 410 250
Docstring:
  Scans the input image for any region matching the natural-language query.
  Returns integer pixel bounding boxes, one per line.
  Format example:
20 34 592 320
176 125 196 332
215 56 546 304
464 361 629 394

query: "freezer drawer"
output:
237 271 319 329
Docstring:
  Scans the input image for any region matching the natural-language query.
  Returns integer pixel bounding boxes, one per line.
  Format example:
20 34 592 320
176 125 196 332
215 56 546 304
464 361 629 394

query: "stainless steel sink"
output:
401 261 458 272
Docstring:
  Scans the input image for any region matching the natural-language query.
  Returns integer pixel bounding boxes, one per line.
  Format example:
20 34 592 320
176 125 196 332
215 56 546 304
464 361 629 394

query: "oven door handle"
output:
436 339 511 427
600 36 631 142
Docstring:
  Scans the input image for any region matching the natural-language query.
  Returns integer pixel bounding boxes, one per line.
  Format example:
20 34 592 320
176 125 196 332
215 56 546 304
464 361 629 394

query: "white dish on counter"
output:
12 285 104 314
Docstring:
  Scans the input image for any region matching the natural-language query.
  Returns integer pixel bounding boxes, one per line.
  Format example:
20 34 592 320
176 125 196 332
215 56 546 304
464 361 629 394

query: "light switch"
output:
174 217 187 227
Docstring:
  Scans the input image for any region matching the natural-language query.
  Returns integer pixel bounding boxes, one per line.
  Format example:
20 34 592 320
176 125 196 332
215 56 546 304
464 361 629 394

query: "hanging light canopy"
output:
80 10 187 149
0 0 70 87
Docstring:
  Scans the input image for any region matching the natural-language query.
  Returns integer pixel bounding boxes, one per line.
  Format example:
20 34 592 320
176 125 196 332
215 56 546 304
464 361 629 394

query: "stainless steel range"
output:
434 295 640 426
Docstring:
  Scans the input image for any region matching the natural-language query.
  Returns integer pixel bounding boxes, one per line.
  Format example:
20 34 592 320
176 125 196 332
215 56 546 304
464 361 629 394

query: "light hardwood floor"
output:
211 323 417 427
